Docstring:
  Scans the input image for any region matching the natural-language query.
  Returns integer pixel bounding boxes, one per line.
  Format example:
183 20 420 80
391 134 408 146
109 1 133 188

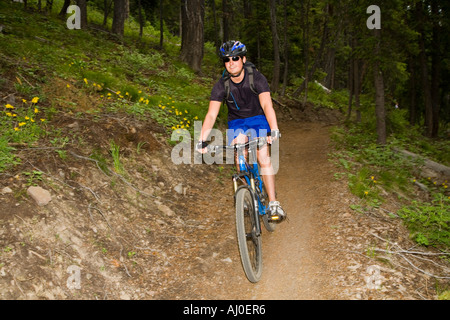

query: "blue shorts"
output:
227 115 271 145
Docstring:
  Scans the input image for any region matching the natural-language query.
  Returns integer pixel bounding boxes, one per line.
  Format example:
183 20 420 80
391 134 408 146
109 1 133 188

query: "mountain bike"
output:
208 136 278 283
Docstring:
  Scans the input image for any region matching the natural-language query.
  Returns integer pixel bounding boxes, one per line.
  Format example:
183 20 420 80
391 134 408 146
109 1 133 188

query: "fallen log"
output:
393 147 450 180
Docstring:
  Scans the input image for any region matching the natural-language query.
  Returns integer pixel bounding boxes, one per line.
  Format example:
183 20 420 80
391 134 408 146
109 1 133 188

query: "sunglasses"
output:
223 56 241 63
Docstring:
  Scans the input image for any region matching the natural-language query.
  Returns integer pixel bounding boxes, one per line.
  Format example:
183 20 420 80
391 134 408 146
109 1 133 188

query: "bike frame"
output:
230 139 270 236
209 136 270 220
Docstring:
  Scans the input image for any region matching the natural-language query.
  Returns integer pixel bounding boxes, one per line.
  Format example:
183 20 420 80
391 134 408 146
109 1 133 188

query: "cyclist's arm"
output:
259 92 279 143
197 100 221 153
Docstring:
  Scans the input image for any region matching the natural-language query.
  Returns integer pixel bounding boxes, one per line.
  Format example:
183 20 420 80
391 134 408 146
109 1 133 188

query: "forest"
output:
13 0 449 143
0 0 449 300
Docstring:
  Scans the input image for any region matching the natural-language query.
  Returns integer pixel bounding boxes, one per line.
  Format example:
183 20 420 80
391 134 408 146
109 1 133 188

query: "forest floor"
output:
0 102 449 301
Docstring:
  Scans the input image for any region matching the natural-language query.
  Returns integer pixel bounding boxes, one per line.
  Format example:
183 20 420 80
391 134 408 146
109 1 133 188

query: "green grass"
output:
398 192 450 248
0 0 227 173
330 118 450 250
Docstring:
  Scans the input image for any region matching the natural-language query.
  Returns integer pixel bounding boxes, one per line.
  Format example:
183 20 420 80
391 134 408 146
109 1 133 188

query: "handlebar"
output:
206 136 269 154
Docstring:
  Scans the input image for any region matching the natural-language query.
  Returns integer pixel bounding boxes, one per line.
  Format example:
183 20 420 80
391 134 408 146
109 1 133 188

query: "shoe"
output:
268 201 286 222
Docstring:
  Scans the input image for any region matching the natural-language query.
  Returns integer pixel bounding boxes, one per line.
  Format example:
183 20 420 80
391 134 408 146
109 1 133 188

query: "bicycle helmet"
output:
219 40 247 58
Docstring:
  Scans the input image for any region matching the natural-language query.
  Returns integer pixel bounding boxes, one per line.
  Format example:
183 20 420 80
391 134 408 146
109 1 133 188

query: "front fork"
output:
233 175 262 237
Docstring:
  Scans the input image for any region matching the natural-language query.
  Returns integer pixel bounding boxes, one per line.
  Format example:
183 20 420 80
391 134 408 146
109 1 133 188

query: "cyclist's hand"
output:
195 141 209 154
268 129 281 144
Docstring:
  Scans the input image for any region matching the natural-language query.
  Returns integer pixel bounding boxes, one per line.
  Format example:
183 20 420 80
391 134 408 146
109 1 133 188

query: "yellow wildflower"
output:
67 84 70 88
14 127 20 131
25 116 29 120
5 104 14 109
83 78 88 85
22 99 27 103
31 97 39 104
34 108 39 113
18 122 26 127
40 118 45 122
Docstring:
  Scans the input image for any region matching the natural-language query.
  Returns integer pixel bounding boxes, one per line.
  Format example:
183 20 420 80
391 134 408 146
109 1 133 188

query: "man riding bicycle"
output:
196 40 286 221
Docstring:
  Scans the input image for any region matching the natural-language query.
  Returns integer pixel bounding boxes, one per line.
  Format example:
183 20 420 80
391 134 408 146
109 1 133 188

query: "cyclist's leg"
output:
257 142 286 221
231 133 249 172
257 145 276 202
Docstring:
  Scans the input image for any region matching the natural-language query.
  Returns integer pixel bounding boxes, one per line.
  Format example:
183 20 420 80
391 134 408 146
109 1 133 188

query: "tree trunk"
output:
295 4 329 97
137 0 143 38
222 0 229 42
416 2 433 137
346 36 354 121
430 0 441 138
373 29 386 145
269 0 280 93
103 0 113 26
280 0 288 96
58 0 71 17
112 0 126 37
353 38 361 123
76 0 87 29
159 0 164 48
408 57 418 126
211 0 219 53
180 0 204 73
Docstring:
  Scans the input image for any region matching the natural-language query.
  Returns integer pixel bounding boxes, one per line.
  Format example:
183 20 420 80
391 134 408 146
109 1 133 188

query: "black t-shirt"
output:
210 68 271 121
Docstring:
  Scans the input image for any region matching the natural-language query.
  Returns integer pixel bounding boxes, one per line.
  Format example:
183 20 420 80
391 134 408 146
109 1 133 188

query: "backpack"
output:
222 62 259 108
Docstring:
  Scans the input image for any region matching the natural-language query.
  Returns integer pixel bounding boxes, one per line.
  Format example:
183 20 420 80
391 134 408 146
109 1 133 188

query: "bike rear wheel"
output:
235 187 262 283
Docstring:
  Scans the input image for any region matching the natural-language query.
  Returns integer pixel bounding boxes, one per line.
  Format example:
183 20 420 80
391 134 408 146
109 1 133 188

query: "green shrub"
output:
398 193 450 248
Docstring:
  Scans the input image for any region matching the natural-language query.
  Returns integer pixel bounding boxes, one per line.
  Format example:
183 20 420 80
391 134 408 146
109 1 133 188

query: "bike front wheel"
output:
235 187 262 283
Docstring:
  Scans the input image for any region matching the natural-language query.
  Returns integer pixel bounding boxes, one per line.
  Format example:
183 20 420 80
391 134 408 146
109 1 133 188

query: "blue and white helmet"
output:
219 40 247 58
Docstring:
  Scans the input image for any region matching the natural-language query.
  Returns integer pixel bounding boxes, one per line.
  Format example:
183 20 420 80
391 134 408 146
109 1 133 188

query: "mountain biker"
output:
196 40 286 221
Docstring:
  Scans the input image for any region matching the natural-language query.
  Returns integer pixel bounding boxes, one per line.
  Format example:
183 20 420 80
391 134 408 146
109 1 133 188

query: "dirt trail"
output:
244 122 335 299
198 119 448 300
1 112 447 300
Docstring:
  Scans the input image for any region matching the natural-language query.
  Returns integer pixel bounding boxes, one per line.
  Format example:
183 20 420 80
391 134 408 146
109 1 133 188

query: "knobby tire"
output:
235 187 262 283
